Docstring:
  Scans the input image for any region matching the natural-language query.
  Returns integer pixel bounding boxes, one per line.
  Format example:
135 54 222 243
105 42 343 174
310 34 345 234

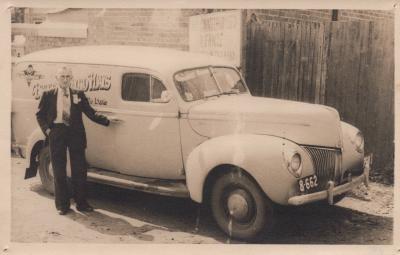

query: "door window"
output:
122 73 167 102
122 73 150 102
151 78 168 102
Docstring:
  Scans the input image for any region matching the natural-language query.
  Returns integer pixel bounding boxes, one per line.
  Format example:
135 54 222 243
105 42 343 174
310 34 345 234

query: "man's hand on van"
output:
107 116 123 124
45 129 50 136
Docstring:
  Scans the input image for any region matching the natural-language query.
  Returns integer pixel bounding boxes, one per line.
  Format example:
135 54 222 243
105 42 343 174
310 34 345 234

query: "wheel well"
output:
202 164 262 205
29 140 45 170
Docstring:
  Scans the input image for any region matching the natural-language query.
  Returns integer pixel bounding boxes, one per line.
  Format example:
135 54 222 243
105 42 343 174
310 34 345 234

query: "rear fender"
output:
24 128 46 169
24 128 72 178
23 128 46 178
185 134 314 205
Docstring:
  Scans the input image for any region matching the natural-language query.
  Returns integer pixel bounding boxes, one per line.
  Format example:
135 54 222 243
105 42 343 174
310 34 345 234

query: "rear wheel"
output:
38 146 55 194
210 169 274 241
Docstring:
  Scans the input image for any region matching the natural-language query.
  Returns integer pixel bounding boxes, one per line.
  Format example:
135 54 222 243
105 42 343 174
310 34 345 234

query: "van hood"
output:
187 95 342 148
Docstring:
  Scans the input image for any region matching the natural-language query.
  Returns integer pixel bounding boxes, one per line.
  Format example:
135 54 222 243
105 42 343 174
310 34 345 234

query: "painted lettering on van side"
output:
32 83 57 99
74 73 112 92
30 73 112 100
86 96 108 106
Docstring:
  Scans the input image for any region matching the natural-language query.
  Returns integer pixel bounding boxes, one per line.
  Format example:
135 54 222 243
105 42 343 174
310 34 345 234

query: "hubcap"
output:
227 191 249 221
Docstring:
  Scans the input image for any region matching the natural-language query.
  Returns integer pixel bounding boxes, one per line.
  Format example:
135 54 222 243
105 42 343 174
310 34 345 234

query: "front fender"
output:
341 121 364 175
185 134 314 205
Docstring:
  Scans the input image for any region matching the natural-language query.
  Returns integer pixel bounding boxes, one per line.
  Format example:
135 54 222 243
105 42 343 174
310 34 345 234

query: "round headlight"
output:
287 153 302 178
290 153 301 171
354 132 364 153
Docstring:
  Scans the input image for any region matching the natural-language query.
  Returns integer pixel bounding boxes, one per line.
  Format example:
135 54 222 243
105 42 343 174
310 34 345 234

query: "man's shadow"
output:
65 210 166 241
30 182 224 242
29 183 180 242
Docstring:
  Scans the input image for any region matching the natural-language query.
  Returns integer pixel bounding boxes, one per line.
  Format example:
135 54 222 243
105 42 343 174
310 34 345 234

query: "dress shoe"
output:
76 204 94 212
58 208 70 215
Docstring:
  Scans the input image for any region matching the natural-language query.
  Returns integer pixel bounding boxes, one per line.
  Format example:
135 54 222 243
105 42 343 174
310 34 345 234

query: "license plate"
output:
299 174 318 193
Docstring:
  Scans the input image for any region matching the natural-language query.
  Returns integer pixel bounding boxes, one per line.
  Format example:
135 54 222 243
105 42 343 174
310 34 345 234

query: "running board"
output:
87 168 189 198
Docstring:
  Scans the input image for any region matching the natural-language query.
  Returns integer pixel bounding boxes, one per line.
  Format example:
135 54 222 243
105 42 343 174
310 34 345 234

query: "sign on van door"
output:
12 62 117 165
14 62 114 105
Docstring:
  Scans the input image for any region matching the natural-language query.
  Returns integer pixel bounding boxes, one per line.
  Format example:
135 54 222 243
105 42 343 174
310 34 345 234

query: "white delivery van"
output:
12 45 370 241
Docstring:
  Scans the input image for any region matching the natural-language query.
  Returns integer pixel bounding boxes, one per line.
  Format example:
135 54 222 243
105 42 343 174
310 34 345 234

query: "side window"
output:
151 78 167 102
122 73 168 103
122 73 150 102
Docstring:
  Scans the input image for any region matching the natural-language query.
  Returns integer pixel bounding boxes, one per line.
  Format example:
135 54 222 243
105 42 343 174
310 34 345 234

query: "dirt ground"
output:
11 157 393 244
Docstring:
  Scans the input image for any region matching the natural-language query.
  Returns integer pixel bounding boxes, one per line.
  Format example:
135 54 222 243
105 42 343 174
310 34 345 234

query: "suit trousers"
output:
49 124 88 210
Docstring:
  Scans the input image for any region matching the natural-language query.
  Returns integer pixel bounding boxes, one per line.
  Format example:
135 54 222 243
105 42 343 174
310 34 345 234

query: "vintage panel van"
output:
12 45 370 240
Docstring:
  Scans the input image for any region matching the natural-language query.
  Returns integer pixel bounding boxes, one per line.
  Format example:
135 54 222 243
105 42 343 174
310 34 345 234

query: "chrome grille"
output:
302 146 340 191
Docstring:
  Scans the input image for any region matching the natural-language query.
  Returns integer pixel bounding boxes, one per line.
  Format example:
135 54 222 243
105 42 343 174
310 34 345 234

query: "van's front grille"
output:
302 146 340 191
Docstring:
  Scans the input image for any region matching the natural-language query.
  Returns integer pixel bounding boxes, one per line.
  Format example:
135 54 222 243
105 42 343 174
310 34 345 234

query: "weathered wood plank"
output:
319 21 330 105
297 22 306 101
272 22 282 98
325 21 340 108
262 22 273 97
309 22 318 103
314 23 323 104
293 22 302 100
355 21 371 130
277 22 285 98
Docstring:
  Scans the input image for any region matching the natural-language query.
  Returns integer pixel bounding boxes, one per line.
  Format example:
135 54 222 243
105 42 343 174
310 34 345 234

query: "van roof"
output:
16 45 234 76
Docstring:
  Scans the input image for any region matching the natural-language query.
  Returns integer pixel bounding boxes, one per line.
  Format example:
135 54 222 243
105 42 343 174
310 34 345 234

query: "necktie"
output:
62 89 70 126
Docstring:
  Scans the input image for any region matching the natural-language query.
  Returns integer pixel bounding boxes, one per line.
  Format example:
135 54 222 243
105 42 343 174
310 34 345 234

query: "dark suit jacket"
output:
36 88 109 148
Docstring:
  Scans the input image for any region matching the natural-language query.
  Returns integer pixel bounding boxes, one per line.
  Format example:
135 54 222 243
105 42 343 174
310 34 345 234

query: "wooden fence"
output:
245 20 394 175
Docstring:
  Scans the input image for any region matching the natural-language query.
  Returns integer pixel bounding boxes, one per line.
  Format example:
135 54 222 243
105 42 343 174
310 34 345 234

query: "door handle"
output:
97 111 124 123
108 116 124 123
97 110 113 115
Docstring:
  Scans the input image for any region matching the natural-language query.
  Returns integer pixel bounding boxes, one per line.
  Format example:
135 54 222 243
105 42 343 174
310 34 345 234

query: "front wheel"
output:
210 169 275 241
38 146 55 194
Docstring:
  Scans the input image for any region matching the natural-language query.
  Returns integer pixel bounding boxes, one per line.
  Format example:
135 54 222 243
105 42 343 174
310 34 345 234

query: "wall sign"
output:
189 10 242 67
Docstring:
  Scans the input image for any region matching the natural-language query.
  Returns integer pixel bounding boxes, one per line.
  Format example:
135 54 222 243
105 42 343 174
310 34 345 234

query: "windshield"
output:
174 67 248 102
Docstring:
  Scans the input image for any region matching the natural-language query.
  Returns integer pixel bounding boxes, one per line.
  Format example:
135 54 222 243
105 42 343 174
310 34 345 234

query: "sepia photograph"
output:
4 0 396 251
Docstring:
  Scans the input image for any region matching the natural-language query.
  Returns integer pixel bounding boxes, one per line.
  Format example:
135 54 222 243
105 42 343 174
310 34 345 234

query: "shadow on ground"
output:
30 182 392 244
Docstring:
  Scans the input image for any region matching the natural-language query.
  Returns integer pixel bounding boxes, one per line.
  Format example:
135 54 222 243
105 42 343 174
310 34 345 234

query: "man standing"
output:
36 66 113 215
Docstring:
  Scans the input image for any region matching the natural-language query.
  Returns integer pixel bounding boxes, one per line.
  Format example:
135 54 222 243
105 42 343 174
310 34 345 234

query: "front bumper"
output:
288 155 371 206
